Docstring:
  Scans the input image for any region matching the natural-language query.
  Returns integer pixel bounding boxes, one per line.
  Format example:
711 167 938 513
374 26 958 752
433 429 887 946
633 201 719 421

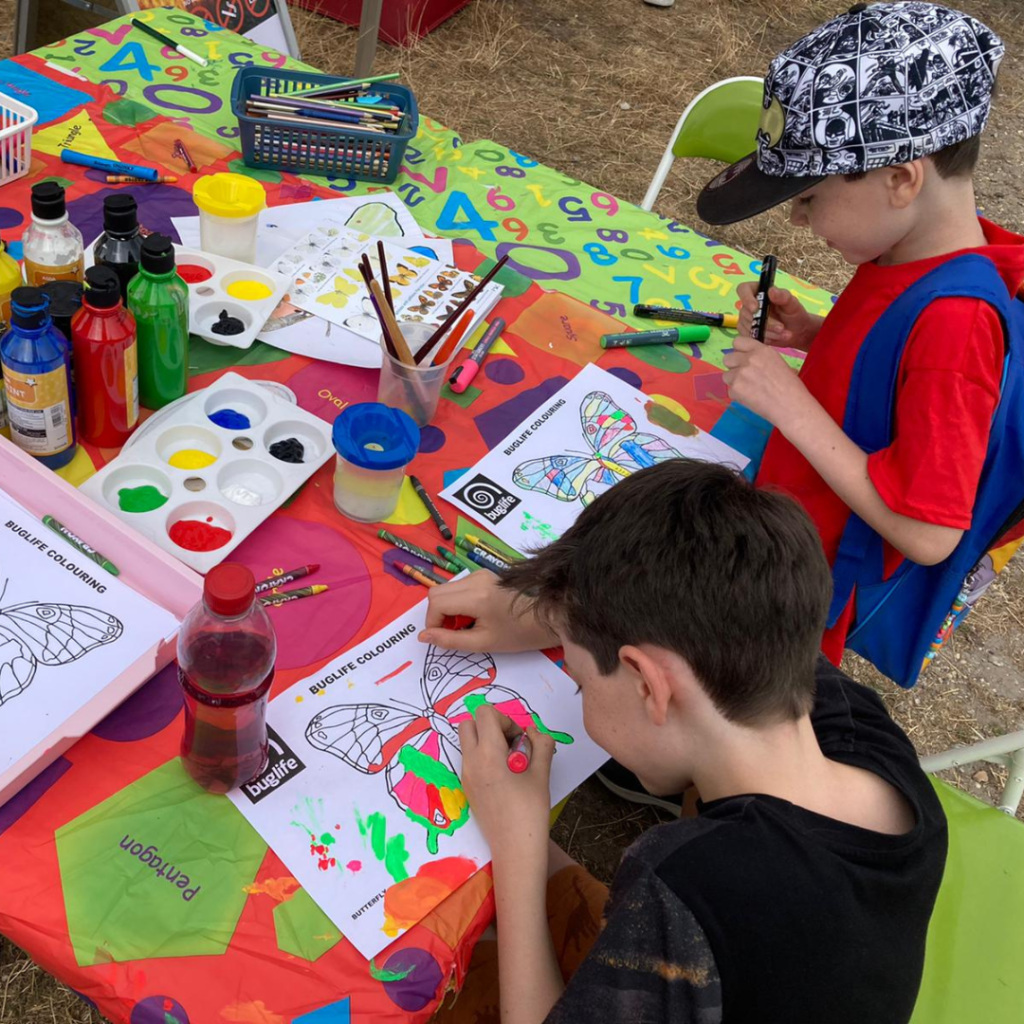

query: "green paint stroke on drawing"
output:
355 809 410 883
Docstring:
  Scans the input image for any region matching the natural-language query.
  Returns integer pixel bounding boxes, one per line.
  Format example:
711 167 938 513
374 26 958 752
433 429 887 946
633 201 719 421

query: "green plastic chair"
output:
910 778 1024 1023
641 76 764 212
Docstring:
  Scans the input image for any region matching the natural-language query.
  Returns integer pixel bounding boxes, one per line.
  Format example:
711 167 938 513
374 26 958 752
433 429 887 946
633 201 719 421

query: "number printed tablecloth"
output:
0 12 834 1024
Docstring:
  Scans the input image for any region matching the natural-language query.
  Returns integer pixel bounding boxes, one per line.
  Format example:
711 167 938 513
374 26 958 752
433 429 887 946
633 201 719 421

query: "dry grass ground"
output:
3 0 1024 1018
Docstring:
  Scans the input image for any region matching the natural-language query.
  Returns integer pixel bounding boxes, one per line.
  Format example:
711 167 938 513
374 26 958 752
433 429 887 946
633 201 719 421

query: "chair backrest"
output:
910 778 1024 1022
672 76 764 163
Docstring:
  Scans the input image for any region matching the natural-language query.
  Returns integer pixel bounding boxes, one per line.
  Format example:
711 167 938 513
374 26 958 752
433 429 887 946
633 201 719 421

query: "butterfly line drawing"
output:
305 645 573 853
0 579 123 707
513 391 683 507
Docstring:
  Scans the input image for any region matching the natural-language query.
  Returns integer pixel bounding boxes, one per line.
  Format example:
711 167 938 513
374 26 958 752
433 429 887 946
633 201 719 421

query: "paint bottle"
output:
71 266 139 448
41 280 84 347
22 182 85 287
178 563 277 794
127 233 189 410
0 287 76 469
93 194 144 302
0 240 24 439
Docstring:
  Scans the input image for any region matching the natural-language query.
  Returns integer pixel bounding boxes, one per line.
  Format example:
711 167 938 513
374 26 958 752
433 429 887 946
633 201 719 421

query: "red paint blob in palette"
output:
169 516 233 551
178 263 214 284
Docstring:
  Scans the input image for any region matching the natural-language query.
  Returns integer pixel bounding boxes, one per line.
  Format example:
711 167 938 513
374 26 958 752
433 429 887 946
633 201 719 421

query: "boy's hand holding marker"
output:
735 282 823 352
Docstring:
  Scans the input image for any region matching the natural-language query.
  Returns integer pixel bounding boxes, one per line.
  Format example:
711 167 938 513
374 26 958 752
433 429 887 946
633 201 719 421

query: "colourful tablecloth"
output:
0 12 834 1024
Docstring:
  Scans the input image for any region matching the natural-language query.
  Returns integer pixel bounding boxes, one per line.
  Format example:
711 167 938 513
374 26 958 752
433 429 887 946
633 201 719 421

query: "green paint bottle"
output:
127 233 189 410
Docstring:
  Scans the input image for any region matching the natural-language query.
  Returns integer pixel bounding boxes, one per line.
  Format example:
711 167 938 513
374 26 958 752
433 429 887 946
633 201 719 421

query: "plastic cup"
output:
332 402 420 523
376 321 454 428
193 173 266 264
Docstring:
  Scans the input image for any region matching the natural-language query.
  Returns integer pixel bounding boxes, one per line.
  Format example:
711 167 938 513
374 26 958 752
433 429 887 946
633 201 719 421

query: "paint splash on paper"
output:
356 809 410 883
519 510 558 543
381 856 478 937
242 876 301 903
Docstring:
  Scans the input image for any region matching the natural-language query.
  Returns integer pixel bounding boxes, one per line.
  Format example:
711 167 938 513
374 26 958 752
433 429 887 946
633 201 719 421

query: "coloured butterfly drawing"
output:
305 645 574 853
0 581 123 706
513 391 683 507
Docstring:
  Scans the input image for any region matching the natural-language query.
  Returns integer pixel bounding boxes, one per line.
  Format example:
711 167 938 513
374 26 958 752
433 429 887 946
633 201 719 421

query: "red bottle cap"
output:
204 563 255 616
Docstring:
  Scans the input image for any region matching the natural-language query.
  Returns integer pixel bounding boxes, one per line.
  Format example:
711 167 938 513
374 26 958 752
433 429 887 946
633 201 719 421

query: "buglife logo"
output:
241 726 306 803
453 473 521 524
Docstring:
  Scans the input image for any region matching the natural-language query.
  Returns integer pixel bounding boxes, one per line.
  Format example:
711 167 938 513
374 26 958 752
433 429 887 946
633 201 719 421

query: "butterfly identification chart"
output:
229 598 607 959
443 363 750 553
0 491 179 779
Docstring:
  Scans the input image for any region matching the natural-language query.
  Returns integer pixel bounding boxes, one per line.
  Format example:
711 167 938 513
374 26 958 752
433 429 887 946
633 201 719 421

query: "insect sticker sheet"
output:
0 490 179 779
229 598 607 960
442 363 750 553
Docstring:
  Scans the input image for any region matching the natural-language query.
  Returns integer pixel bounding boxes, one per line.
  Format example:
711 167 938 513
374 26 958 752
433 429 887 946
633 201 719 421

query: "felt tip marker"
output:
106 175 178 184
42 515 119 575
600 325 711 349
633 305 739 330
449 317 505 393
61 150 159 181
750 254 777 342
409 475 452 540
507 732 532 773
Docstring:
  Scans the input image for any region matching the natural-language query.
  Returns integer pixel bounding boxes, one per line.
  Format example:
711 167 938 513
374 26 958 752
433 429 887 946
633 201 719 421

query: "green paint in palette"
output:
118 484 169 513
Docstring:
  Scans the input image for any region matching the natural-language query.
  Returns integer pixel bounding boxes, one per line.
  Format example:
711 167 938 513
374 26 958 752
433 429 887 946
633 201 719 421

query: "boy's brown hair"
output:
500 460 832 726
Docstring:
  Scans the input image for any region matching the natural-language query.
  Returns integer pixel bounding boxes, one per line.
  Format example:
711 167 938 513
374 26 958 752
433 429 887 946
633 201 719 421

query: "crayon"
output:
437 545 473 574
258 584 329 606
378 529 451 572
410 475 452 540
449 317 505 393
254 563 319 594
411 562 448 585
399 562 438 588
464 533 520 563
42 515 119 575
60 150 159 181
106 175 178 184
457 539 511 574
633 305 739 330
600 325 711 349
751 254 777 343
507 732 532 773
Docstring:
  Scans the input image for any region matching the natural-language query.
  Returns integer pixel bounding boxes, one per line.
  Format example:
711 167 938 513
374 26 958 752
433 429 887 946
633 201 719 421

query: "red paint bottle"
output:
70 266 139 447
178 563 278 793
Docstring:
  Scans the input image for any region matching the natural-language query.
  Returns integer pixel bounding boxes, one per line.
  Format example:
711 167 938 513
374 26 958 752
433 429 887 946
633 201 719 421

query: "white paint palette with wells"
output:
80 373 334 574
174 246 290 351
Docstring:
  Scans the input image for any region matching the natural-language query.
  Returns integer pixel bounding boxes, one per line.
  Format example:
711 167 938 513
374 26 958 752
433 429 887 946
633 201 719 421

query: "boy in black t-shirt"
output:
424 460 947 1024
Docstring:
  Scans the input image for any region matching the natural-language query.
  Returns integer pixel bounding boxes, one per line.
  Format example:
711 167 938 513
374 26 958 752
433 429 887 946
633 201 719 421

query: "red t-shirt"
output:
756 219 1024 664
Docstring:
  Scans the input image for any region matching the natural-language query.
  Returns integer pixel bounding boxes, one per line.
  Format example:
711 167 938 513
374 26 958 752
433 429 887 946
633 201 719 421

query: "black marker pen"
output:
750 254 777 342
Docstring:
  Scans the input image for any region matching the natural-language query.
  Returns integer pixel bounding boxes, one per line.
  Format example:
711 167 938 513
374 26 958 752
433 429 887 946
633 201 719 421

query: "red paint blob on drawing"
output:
382 856 477 936
347 860 362 872
169 519 232 551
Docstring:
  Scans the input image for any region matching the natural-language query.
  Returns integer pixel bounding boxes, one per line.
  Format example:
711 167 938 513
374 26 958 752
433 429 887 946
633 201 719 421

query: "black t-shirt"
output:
545 659 948 1023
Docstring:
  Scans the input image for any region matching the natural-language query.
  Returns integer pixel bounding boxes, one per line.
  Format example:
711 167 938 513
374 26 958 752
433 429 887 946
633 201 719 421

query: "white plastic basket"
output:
0 92 38 188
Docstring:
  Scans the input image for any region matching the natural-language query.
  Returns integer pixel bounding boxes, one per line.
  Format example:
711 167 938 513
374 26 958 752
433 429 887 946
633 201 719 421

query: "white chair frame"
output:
921 732 1024 816
640 75 762 213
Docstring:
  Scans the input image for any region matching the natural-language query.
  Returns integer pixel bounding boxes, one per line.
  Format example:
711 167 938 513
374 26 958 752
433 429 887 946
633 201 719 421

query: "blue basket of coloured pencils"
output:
231 67 418 185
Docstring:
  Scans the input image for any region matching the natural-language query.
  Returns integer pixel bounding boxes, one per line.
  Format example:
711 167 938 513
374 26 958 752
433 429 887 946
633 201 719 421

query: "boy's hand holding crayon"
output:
736 282 824 352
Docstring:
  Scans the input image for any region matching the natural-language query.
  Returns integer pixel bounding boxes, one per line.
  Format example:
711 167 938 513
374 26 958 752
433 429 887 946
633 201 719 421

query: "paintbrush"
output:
413 255 509 364
377 239 395 312
370 280 414 365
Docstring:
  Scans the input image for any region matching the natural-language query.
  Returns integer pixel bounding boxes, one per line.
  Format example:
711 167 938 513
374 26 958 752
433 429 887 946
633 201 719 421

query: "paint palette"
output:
80 373 334 574
175 246 291 351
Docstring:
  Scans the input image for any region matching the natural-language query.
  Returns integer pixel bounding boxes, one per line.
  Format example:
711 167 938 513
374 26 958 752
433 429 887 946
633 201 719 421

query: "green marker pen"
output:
42 515 120 575
600 325 711 349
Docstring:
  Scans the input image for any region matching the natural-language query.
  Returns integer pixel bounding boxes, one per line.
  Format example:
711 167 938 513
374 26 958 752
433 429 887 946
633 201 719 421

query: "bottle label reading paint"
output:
23 256 85 287
4 366 72 455
125 340 139 429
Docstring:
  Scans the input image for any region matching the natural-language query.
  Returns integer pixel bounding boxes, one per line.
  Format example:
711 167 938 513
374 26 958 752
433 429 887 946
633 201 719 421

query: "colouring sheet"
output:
0 491 180 777
442 363 750 553
229 599 606 959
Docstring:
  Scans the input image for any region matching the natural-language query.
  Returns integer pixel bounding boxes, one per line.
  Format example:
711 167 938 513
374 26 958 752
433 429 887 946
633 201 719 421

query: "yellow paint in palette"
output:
169 449 217 470
226 279 273 301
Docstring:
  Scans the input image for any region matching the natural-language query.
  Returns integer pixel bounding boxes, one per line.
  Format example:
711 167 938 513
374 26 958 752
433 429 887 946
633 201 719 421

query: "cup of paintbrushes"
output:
376 321 454 427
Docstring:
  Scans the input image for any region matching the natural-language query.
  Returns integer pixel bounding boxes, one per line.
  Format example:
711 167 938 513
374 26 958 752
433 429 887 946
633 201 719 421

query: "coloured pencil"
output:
377 239 395 312
409 475 452 539
400 562 438 588
258 584 329 606
254 563 319 594
294 72 401 99
431 309 474 367
106 175 178 184
369 280 414 365
413 255 509 364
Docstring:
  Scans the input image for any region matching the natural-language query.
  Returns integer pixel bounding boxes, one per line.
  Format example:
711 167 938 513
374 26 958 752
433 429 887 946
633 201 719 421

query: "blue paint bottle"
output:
0 287 77 469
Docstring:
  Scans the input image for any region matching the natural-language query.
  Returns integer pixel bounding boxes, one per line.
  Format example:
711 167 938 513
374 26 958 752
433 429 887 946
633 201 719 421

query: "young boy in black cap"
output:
425 461 947 1024
698 2 1023 665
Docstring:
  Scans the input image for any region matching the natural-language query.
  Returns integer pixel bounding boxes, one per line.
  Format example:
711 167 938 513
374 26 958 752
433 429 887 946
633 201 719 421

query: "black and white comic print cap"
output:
698 2 1004 225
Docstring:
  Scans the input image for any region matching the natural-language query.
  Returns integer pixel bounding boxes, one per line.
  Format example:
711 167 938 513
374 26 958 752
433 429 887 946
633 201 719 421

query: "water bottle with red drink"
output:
178 563 276 793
